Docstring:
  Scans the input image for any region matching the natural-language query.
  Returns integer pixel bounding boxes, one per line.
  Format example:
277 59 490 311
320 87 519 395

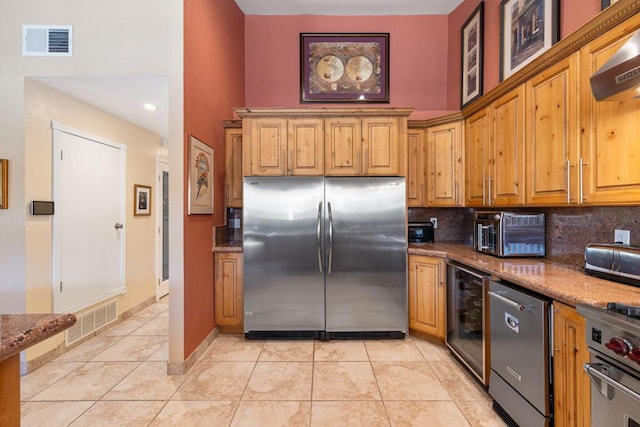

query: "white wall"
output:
0 1 185 364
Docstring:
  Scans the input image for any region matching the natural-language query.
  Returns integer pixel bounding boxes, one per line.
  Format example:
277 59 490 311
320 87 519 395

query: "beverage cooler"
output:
446 261 490 385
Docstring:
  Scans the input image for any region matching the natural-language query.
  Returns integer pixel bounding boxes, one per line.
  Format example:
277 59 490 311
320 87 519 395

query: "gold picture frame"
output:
0 159 8 209
134 184 152 216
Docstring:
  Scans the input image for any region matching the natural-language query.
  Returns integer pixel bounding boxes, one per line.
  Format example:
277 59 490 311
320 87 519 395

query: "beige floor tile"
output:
31 361 139 401
91 335 167 362
243 361 312 400
130 317 169 336
68 400 165 426
386 401 471 427
201 335 264 362
231 401 311 427
314 340 369 361
372 361 450 401
157 309 169 318
102 361 186 400
430 360 489 402
55 335 124 362
258 340 314 361
21 361 84 401
172 361 254 400
311 401 389 427
456 401 507 427
151 401 238 426
147 342 169 361
410 337 452 361
365 339 425 361
312 361 381 401
98 317 152 336
136 303 169 317
21 401 94 427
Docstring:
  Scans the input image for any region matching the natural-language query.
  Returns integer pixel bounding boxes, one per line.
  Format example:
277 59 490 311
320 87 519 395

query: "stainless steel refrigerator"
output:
243 176 407 339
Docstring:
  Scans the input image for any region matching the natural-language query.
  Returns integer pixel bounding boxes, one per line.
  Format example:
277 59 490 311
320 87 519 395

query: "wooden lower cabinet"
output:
553 301 590 427
408 255 446 342
214 252 243 333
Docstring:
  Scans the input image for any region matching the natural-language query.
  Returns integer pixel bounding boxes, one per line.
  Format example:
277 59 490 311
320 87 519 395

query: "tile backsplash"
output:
409 206 640 267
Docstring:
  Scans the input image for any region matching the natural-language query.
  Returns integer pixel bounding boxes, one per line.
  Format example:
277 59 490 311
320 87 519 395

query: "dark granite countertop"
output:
213 241 243 253
409 242 640 308
0 313 76 362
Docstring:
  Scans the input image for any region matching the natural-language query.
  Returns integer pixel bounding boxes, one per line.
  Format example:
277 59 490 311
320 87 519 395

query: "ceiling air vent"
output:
22 25 73 56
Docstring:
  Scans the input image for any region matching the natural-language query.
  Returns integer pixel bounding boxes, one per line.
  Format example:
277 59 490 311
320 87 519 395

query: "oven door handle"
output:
583 362 640 402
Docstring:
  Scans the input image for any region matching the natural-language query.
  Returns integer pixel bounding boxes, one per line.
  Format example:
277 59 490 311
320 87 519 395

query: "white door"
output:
156 156 169 300
52 123 126 313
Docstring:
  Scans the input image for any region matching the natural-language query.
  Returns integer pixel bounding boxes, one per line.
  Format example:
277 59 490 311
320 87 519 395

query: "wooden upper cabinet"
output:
465 108 491 207
489 85 526 206
325 117 361 175
427 120 463 207
224 124 243 207
288 118 324 175
580 18 640 205
407 128 426 207
526 54 579 206
244 118 287 176
361 117 401 176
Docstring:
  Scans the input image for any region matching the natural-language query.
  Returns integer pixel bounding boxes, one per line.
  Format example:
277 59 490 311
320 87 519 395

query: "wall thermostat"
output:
31 201 54 215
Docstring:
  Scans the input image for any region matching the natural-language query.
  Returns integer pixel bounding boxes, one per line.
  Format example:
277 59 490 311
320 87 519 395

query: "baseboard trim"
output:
167 326 219 375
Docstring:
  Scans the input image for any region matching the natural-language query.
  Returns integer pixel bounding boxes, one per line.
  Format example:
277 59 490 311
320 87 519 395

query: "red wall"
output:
446 0 602 109
183 0 245 359
244 15 453 120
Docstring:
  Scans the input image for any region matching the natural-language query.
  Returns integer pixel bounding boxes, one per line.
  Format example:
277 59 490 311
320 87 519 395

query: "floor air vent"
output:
22 25 73 56
66 300 117 345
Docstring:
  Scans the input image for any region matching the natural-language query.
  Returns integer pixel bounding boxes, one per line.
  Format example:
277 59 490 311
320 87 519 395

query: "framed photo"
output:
300 33 389 103
188 135 214 215
500 0 559 81
461 2 484 109
134 184 151 216
0 159 7 209
601 0 620 9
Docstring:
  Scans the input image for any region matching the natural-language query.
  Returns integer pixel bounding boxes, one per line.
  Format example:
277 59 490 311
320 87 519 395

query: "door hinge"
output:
60 150 63 160
59 281 63 291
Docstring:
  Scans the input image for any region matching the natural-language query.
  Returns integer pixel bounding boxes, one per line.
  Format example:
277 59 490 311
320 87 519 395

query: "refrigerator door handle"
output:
328 201 333 275
317 201 323 273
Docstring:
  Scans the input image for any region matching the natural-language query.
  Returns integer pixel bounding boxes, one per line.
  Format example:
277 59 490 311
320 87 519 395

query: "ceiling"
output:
233 0 464 15
31 2 463 139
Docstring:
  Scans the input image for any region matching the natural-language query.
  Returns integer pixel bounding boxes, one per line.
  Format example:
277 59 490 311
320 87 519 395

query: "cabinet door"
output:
427 121 462 207
214 253 243 330
490 85 526 206
526 54 579 206
325 117 361 175
580 24 640 205
407 129 426 207
553 302 590 427
245 118 287 176
408 255 445 341
465 108 490 207
288 118 324 176
225 127 243 207
362 117 400 175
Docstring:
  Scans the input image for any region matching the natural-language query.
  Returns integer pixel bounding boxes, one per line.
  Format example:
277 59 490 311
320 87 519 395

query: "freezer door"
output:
243 177 325 332
325 177 407 333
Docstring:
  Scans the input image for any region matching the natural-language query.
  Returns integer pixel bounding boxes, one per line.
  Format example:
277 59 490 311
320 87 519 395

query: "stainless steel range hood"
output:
591 29 640 101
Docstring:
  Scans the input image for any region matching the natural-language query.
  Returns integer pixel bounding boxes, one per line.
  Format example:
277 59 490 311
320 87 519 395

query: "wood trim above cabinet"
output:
235 107 415 119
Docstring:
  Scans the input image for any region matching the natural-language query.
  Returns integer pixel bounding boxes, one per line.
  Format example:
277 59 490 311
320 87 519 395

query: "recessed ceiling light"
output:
143 103 157 111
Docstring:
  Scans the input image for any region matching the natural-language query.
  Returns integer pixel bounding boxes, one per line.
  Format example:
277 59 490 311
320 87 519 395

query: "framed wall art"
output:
601 0 620 10
134 184 151 216
300 33 389 103
500 0 559 81
188 135 214 215
461 1 484 109
0 159 7 209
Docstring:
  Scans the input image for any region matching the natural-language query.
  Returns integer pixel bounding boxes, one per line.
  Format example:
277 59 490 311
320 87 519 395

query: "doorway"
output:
156 156 169 300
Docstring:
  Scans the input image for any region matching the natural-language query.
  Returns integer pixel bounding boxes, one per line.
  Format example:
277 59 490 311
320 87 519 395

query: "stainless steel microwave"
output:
473 211 545 257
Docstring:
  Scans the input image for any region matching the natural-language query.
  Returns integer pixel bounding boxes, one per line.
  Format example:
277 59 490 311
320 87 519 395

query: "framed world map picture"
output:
300 33 389 103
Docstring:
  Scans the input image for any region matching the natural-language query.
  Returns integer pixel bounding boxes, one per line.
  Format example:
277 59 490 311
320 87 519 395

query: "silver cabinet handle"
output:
488 176 493 205
579 157 586 203
289 149 293 175
115 223 124 230
566 159 571 204
317 201 323 273
584 363 640 402
482 177 486 206
488 291 525 311
328 202 333 275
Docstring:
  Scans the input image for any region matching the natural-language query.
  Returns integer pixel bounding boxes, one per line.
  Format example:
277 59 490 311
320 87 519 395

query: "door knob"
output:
115 223 124 229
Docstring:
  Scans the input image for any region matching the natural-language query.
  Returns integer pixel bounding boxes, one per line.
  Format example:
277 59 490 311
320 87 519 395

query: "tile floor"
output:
20 298 506 426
